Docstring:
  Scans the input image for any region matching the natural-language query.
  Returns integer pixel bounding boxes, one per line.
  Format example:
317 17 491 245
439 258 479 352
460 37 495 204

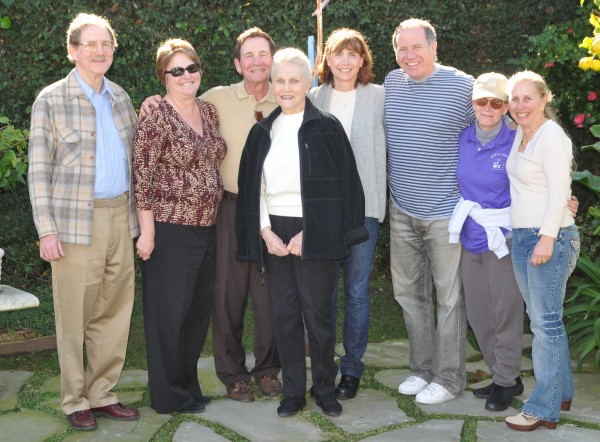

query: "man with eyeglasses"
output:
141 27 281 403
384 18 475 405
28 13 139 431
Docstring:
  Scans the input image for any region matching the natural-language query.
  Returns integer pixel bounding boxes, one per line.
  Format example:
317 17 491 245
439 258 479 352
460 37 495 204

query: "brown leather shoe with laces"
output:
257 374 283 396
227 380 255 402
91 402 139 421
66 409 97 431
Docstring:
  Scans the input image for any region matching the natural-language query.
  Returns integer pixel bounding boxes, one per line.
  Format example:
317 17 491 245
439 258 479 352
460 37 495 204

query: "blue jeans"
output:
511 225 580 422
389 204 466 395
332 217 379 379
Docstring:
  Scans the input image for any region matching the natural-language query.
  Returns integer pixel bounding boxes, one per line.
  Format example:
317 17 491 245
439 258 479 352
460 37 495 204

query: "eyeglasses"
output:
474 98 505 110
254 110 264 122
165 63 201 77
78 40 114 52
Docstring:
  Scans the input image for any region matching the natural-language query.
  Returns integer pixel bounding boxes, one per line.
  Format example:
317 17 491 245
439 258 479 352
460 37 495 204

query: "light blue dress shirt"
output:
74 69 128 198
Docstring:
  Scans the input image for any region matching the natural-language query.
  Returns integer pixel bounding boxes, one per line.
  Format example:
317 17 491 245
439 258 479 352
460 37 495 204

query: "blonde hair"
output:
507 70 558 122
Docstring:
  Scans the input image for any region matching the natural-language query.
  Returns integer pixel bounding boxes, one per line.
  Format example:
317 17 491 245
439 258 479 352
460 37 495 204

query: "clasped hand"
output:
261 227 303 257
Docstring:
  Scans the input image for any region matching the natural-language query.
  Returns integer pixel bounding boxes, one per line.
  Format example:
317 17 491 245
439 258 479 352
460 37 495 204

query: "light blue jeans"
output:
332 217 379 379
511 225 580 422
389 204 466 395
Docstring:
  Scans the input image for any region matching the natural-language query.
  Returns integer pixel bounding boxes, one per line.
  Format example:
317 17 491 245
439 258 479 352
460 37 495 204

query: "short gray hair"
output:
271 48 311 83
66 13 117 62
392 18 436 51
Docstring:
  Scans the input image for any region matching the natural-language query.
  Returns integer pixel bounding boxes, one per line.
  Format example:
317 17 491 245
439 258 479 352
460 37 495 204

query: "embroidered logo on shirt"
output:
491 152 508 171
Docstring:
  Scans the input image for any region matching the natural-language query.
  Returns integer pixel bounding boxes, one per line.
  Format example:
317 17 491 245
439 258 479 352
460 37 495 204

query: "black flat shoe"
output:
195 395 212 406
473 381 496 399
474 376 523 399
316 394 342 417
335 375 360 399
510 376 524 396
179 401 205 414
277 396 306 417
485 385 514 411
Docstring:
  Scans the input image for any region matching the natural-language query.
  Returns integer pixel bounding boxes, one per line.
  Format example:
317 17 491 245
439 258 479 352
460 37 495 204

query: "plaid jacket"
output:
28 69 140 245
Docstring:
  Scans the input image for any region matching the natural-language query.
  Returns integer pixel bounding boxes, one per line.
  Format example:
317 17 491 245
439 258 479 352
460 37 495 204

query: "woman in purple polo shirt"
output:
450 73 524 412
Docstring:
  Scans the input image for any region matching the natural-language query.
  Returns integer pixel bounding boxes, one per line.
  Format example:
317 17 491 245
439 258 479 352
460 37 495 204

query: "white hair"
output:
271 48 311 82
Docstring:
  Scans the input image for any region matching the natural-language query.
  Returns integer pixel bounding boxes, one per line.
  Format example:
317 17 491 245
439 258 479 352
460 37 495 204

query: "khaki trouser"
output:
51 194 134 414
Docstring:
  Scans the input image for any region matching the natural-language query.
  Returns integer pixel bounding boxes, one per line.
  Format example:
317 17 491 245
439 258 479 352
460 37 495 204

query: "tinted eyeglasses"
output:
166 63 201 77
254 110 264 122
474 98 505 110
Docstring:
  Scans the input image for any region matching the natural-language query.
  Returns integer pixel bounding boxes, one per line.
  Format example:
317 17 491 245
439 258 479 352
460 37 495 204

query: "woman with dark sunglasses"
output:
449 73 524 412
133 38 226 414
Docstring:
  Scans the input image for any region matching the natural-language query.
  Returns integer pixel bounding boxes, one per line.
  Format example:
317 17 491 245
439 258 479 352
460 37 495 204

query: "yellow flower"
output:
579 56 593 70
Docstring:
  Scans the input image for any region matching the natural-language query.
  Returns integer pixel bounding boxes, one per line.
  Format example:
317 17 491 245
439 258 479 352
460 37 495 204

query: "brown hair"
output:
155 38 201 86
233 27 276 60
317 28 374 86
66 13 117 62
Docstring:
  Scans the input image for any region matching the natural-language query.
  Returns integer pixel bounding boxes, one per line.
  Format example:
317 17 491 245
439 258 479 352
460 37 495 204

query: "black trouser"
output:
142 221 215 413
264 215 338 397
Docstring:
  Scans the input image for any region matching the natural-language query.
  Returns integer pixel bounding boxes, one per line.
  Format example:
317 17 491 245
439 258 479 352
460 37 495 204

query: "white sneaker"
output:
415 382 456 404
398 376 428 395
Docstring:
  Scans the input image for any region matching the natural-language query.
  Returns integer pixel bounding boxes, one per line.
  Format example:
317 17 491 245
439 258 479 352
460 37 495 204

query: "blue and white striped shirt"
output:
384 66 475 219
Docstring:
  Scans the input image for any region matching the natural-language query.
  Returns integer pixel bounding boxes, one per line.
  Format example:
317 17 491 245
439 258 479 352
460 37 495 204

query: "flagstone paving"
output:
1 338 599 441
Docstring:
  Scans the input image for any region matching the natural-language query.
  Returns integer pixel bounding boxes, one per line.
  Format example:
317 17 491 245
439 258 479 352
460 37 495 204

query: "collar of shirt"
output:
73 68 115 101
232 81 277 104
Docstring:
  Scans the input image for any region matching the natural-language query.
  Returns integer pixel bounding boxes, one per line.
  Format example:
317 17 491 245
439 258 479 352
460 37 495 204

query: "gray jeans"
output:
389 203 466 395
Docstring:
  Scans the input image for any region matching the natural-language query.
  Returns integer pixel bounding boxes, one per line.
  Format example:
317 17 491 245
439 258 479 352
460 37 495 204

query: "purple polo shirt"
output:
455 122 516 254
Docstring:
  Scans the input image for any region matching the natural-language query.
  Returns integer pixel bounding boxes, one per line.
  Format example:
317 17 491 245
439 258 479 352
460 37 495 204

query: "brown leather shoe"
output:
66 409 97 431
227 380 255 402
91 402 140 421
257 374 283 396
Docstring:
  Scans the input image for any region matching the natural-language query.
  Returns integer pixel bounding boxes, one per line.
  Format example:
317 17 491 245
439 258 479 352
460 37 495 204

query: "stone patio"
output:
1 338 599 441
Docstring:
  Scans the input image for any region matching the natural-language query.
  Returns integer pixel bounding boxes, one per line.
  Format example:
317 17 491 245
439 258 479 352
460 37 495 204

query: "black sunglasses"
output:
166 63 201 77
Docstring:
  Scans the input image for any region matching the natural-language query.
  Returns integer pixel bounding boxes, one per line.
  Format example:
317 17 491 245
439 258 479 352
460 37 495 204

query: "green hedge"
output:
0 0 576 128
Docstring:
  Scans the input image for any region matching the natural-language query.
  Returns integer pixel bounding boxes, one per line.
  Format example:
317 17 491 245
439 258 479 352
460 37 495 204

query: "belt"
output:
222 190 237 201
94 192 129 208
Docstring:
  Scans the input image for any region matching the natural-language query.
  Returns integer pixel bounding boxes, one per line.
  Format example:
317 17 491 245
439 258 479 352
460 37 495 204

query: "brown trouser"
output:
212 197 279 385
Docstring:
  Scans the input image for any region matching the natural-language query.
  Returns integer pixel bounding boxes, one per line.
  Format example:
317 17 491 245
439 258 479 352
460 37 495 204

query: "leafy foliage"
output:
565 0 600 371
0 116 28 190
0 0 577 128
566 255 600 370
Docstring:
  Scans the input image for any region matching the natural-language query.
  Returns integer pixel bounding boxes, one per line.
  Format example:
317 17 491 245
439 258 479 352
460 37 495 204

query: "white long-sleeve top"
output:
448 198 512 258
506 120 574 238
259 112 303 231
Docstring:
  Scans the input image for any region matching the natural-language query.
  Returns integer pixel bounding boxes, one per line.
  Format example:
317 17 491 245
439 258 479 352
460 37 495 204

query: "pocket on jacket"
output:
56 127 82 166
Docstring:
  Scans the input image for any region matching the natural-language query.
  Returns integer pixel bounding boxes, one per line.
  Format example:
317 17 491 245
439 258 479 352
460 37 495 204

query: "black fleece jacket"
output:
235 98 368 272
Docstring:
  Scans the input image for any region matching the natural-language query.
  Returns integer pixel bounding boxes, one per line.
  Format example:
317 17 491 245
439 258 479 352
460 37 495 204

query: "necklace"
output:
332 89 356 108
519 119 546 149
